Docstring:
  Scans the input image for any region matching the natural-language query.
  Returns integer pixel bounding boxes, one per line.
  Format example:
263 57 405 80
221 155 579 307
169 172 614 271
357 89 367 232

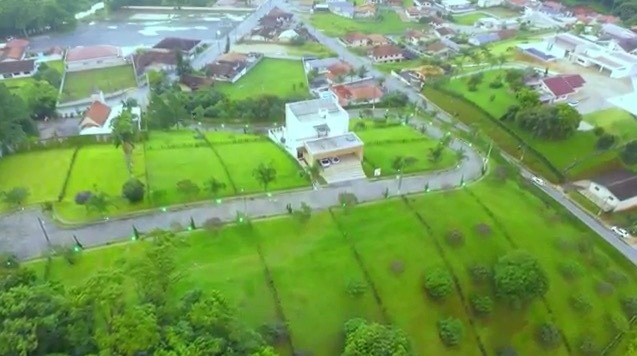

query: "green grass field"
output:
310 11 419 36
0 149 75 207
29 175 637 355
584 108 637 143
484 6 521 18
60 65 137 102
453 12 487 26
3 60 65 91
216 58 309 100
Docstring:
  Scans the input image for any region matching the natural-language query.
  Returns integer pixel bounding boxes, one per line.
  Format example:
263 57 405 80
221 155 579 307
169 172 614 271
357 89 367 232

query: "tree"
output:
535 322 562 349
515 104 581 140
147 92 187 130
122 178 145 203
515 88 540 108
0 83 33 149
225 35 230 54
176 180 200 199
347 67 357 82
204 177 227 197
85 191 112 215
391 156 416 173
111 108 138 177
424 268 453 300
357 65 368 78
470 295 494 316
33 64 62 88
621 140 637 165
253 162 277 192
342 318 412 355
20 80 58 120
596 133 616 150
468 263 492 285
494 251 549 308
437 317 464 347
175 50 192 76
2 187 29 206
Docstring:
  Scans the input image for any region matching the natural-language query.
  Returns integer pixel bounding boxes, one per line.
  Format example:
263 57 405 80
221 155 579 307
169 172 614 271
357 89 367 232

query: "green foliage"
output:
122 178 145 203
493 251 549 308
343 318 412 355
470 295 494 316
596 133 617 150
557 260 584 281
85 191 112 215
176 179 200 198
445 229 465 247
474 223 492 237
346 279 367 299
437 317 464 347
204 176 227 197
495 346 518 356
514 103 582 140
468 263 492 285
424 268 454 300
535 322 562 349
569 293 592 315
253 162 277 192
621 297 637 318
621 140 637 165
20 80 58 120
293 202 312 224
2 187 30 206
338 192 359 213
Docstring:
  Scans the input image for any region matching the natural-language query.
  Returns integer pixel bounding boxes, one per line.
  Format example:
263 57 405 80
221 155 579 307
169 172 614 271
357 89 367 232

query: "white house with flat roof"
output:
268 98 366 184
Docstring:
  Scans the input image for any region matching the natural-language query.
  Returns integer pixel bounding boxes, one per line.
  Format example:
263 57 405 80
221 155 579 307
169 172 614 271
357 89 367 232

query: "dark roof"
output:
180 74 213 90
617 37 637 52
267 7 293 18
153 37 201 52
207 62 246 79
542 74 585 97
133 50 178 75
0 59 35 75
593 169 637 200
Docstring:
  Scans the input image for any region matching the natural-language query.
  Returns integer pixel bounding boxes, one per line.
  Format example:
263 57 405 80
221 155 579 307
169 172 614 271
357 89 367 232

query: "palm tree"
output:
253 162 277 192
204 177 227 198
357 65 368 78
111 108 137 177
347 67 357 82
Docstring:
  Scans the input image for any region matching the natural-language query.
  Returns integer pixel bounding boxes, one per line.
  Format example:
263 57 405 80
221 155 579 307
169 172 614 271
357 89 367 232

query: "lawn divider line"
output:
197 131 238 194
57 146 81 202
400 196 489 356
251 230 297 354
463 188 575 354
327 208 390 324
142 138 153 206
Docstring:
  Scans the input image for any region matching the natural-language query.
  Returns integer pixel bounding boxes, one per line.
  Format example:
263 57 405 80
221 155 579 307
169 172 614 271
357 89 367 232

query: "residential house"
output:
343 32 371 47
610 37 637 55
439 0 471 11
79 92 141 136
477 0 504 7
355 4 376 17
279 29 299 42
0 39 30 62
413 0 434 8
304 57 341 74
424 41 449 56
601 23 636 41
329 1 355 18
441 37 461 52
583 169 637 212
405 29 429 46
468 32 501 46
395 65 444 89
326 61 354 83
65 45 126 72
152 37 202 60
0 59 37 80
265 7 294 23
180 74 213 91
534 74 585 103
133 50 178 77
250 26 279 41
331 80 384 107
369 44 404 63
207 52 263 83
435 27 456 39
267 98 366 184
405 7 429 20
367 34 390 46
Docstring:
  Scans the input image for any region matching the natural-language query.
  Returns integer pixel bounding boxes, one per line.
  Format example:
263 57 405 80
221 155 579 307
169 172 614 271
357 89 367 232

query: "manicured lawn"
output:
60 65 137 102
351 121 424 142
0 149 75 207
3 60 65 91
215 58 309 100
285 42 336 58
445 70 515 118
31 176 637 355
213 141 308 193
584 108 637 143
484 6 521 18
310 11 419 36
453 12 487 26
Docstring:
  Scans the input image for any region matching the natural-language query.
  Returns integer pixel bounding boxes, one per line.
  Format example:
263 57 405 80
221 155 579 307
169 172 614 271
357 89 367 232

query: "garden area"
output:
427 69 620 181
309 11 420 37
452 12 486 26
29 172 637 355
60 65 137 102
215 58 309 100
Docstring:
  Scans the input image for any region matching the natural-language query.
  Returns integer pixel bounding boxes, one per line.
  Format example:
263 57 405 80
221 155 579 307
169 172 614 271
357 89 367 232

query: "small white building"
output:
65 45 127 72
584 170 637 212
440 0 470 10
268 98 366 183
79 93 141 136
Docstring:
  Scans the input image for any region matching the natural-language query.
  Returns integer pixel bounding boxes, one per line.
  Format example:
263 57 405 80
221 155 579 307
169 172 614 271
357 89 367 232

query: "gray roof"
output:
602 23 637 40
305 57 340 71
471 33 500 44
593 169 637 201
287 98 343 122
329 1 354 13
305 132 363 155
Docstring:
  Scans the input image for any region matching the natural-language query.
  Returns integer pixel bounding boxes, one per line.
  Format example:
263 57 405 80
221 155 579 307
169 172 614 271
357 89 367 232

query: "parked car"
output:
531 176 544 186
319 158 331 168
330 157 340 164
611 226 630 238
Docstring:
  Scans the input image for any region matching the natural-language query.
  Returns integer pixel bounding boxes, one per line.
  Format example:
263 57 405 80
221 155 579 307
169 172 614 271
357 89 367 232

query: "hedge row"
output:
423 87 565 182
13 131 150 154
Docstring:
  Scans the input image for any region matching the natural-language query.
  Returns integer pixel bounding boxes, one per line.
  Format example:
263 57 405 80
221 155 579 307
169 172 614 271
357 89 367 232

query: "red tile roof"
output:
66 45 120 62
6 38 29 48
344 32 368 43
542 74 585 97
332 82 383 106
81 101 112 128
370 44 403 58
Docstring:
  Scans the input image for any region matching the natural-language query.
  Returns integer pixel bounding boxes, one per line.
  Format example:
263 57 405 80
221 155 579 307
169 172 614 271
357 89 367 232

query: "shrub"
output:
590 252 610 270
346 279 367 299
259 321 288 345
74 191 92 205
593 126 605 136
621 297 637 318
495 346 518 356
557 260 584 281
474 223 492 237
468 263 492 285
437 317 464 347
489 80 504 89
578 337 598 356
470 295 494 316
569 293 592 315
606 270 628 286
535 322 561 349
390 260 405 276
553 236 576 252
605 312 629 334
446 229 465 247
424 268 454 300
122 178 145 203
203 217 224 234
596 133 616 150
594 280 615 296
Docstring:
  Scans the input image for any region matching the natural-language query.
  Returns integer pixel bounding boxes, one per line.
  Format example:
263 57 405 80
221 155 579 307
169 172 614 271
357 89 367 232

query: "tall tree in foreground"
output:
111 108 138 177
342 318 412 356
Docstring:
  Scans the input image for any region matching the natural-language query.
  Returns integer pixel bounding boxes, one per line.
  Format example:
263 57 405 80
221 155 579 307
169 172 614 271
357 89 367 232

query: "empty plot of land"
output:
584 108 637 143
61 65 137 102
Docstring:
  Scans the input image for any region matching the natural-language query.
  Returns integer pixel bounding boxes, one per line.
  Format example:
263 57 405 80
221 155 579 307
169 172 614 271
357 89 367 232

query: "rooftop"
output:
153 37 202 52
305 57 340 71
593 169 637 200
0 59 35 75
66 45 121 62
541 74 585 97
287 98 344 122
304 132 363 155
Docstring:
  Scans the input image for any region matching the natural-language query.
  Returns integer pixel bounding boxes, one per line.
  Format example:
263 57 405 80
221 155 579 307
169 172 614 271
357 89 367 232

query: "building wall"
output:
285 105 350 148
587 182 620 210
66 56 128 72
0 68 36 80
616 196 637 211
304 145 363 163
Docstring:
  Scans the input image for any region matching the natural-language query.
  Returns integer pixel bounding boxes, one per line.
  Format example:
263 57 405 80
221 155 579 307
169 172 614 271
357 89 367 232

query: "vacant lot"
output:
0 149 75 207
484 6 521 18
453 12 486 26
584 108 637 143
60 65 137 102
33 176 637 356
216 58 309 99
310 11 420 36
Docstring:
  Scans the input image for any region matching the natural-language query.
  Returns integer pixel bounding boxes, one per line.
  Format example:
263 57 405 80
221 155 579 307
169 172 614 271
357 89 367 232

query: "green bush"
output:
557 260 584 281
569 293 592 315
535 322 561 349
424 268 454 300
468 263 492 285
470 295 494 316
122 178 146 203
437 317 464 347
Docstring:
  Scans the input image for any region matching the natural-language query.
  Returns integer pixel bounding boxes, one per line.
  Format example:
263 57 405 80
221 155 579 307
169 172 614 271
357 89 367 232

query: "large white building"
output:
269 98 366 184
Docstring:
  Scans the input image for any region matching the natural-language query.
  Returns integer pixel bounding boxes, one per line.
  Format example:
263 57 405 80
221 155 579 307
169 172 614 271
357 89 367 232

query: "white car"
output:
611 226 630 238
531 176 544 186
319 158 331 168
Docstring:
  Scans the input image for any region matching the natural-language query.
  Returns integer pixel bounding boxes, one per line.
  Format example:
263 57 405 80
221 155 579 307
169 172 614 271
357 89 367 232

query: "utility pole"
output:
37 217 52 248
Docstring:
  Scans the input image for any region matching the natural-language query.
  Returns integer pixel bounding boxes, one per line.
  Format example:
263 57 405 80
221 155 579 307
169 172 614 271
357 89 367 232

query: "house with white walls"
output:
581 169 637 212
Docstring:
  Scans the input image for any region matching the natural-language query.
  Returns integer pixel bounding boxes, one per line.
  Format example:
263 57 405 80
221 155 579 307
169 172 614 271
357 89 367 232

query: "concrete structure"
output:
65 45 127 72
583 170 637 212
79 92 141 136
0 59 37 80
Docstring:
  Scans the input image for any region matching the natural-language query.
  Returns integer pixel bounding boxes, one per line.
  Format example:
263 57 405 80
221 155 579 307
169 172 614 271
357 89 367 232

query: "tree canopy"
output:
0 0 83 37
342 318 412 356
494 250 549 308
